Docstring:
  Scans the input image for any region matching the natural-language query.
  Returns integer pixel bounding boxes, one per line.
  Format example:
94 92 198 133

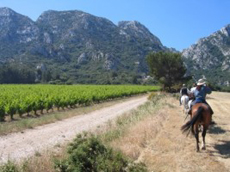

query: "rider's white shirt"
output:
190 87 196 93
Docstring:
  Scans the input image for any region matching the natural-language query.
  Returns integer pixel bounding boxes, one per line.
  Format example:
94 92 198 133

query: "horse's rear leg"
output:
201 128 206 150
194 127 200 152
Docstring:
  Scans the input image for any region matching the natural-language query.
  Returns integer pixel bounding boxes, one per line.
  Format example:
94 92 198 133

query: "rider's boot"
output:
188 105 192 115
209 106 214 115
209 106 215 124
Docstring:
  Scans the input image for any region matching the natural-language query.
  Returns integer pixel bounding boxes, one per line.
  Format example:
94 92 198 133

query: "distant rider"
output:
179 84 190 105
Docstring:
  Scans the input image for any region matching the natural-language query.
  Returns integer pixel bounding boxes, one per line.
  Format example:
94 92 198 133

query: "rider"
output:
188 83 196 100
190 83 197 93
179 84 190 105
188 79 213 115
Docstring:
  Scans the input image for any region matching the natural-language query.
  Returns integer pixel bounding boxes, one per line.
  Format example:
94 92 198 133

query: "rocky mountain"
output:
182 25 230 86
0 7 170 84
0 8 39 60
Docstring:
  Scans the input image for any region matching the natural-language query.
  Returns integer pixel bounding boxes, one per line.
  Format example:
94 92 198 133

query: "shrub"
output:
0 161 19 172
148 92 157 100
54 133 147 172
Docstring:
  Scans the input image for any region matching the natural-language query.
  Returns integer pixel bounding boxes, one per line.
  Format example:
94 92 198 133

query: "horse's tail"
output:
181 106 204 136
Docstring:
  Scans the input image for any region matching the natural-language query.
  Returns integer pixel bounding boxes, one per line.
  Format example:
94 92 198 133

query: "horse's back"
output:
181 95 189 104
192 103 211 126
192 103 209 113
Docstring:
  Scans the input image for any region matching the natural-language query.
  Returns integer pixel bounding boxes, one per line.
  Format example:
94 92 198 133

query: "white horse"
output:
188 99 193 111
181 95 189 114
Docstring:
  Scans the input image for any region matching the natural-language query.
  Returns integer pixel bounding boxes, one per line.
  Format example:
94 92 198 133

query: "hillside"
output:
0 7 171 84
182 25 230 87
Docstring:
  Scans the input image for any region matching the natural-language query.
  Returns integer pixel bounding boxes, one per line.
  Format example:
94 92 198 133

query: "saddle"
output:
188 101 214 115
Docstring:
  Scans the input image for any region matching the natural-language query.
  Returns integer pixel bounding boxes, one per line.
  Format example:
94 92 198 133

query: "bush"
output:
148 92 157 100
54 133 147 172
0 161 19 172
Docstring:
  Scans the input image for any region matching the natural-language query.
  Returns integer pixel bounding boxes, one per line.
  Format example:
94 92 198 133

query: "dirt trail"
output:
0 95 148 164
139 92 230 172
207 92 230 170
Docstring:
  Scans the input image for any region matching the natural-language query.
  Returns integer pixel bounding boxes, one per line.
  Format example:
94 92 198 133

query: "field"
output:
1 90 229 172
0 84 159 121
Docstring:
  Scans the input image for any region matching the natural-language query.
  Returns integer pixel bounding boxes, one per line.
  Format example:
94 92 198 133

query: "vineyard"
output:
0 84 159 121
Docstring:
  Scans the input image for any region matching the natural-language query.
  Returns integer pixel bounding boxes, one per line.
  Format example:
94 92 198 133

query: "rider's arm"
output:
205 86 212 94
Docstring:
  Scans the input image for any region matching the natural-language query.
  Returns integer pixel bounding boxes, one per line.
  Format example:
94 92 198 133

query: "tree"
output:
0 64 35 84
147 52 187 91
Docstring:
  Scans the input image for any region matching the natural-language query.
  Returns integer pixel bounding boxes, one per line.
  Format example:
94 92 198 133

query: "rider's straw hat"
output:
197 79 206 86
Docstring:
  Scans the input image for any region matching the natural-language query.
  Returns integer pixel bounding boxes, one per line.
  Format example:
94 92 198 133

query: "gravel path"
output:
0 95 148 163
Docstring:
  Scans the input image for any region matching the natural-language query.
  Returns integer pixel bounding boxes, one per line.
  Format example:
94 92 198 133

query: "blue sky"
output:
1 0 230 51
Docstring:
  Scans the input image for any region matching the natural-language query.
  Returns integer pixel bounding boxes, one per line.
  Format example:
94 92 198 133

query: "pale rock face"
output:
52 26 58 34
224 80 230 86
119 29 127 35
59 44 65 50
118 21 163 47
43 32 52 44
220 26 230 37
85 41 94 49
104 54 119 70
91 51 104 61
78 53 87 64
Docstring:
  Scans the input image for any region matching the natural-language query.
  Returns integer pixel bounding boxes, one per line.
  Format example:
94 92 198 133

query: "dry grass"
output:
108 95 172 161
4 143 69 172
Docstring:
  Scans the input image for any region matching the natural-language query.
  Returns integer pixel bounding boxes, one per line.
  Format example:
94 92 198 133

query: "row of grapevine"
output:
0 84 159 121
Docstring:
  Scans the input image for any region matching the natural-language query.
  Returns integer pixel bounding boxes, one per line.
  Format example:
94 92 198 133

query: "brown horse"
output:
181 103 212 152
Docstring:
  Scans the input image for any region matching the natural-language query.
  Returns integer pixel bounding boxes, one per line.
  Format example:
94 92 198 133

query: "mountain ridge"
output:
182 24 230 86
0 7 171 84
1 7 229 86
